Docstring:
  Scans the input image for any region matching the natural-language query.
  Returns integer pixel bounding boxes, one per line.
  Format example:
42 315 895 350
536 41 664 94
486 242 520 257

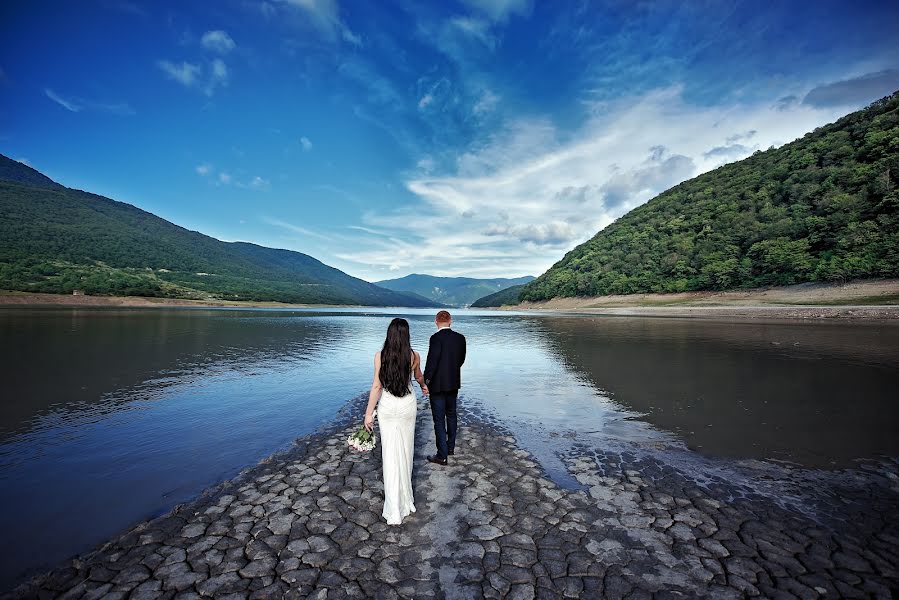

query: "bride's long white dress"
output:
378 377 417 525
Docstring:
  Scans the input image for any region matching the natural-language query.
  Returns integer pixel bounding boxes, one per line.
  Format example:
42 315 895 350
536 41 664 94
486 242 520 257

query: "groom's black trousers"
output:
429 390 458 459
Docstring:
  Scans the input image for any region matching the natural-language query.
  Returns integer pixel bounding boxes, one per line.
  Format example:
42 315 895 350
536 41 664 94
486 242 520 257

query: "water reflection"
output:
1 308 898 590
536 316 899 468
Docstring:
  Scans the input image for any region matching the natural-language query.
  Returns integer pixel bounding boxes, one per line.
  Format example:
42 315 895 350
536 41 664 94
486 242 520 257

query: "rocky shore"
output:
5 399 898 599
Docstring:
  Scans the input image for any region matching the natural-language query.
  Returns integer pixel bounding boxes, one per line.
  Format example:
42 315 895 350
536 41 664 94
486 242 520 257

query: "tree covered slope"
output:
471 284 527 307
0 155 437 306
521 92 899 302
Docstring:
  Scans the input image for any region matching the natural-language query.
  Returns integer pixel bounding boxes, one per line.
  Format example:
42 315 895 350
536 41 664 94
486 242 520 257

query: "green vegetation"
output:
0 156 438 307
376 274 534 307
521 92 899 302
471 284 527 307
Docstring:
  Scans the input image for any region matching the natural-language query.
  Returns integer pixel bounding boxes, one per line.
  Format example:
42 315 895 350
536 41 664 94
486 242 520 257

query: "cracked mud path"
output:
5 398 899 599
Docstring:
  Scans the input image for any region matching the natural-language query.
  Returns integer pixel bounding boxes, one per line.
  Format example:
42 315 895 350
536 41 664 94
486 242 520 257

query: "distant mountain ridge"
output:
0 155 439 307
375 273 535 307
521 91 899 302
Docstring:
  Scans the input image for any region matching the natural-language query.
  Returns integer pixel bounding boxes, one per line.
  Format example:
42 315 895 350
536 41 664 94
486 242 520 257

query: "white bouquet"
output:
347 423 376 452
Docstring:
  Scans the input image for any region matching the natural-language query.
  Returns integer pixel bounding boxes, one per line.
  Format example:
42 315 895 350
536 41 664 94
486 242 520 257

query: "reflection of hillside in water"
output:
0 308 339 441
537 316 899 468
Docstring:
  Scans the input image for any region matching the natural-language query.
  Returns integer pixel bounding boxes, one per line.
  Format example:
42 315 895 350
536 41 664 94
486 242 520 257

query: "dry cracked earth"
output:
5 398 899 599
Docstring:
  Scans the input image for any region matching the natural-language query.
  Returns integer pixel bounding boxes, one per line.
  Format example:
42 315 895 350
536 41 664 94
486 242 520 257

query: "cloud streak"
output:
336 86 853 278
44 88 135 115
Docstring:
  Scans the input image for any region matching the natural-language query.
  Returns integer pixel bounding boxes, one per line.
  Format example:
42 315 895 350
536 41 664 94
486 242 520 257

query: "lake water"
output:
1 307 898 589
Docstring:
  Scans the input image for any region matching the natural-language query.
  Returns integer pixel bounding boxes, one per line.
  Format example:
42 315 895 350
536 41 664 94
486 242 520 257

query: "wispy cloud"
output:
206 58 229 95
300 136 312 151
460 0 533 23
45 88 81 112
281 0 361 46
201 30 236 54
802 69 899 108
44 88 135 115
196 163 269 190
157 60 201 87
335 86 852 278
263 216 332 240
157 58 228 96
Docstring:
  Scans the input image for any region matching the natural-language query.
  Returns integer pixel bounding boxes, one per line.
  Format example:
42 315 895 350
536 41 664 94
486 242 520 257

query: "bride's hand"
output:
364 412 374 431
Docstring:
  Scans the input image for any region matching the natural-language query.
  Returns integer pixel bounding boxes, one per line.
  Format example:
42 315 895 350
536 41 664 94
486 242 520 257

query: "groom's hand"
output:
421 384 429 397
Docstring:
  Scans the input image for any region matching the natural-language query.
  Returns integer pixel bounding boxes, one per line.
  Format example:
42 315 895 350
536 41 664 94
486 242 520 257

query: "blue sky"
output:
2 0 898 281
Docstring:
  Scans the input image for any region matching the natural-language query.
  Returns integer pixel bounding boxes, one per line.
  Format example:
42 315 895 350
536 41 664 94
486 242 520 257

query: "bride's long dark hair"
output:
379 318 412 397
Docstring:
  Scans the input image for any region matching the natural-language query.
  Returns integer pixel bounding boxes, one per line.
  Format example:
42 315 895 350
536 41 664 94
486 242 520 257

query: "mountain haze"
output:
0 155 438 307
375 274 535 307
521 92 899 302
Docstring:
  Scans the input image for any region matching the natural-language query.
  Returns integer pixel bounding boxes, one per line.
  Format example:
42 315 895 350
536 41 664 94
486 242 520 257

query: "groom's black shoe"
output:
427 454 448 465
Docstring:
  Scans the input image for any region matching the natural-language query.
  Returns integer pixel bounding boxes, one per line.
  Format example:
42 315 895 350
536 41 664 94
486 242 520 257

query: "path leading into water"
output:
5 400 899 599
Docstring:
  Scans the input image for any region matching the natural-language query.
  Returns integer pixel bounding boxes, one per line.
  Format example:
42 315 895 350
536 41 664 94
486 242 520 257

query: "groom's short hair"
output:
436 310 451 324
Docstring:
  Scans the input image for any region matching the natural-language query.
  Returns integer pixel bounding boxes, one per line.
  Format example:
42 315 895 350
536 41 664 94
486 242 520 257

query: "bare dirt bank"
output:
0 292 332 309
505 279 899 320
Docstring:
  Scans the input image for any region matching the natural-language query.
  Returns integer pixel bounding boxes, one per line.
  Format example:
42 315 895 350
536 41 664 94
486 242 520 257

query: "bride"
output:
364 318 428 525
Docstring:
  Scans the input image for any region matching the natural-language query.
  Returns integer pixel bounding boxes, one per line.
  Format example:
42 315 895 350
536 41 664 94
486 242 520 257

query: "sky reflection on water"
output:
0 307 897 589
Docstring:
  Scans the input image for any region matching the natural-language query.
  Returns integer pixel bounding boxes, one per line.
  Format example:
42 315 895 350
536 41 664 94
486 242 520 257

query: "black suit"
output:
424 327 466 459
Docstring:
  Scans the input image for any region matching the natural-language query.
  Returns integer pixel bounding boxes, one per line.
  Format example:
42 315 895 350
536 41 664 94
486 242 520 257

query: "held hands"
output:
421 384 429 397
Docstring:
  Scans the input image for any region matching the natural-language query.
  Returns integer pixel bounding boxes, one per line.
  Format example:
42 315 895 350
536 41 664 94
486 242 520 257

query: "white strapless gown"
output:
378 383 417 525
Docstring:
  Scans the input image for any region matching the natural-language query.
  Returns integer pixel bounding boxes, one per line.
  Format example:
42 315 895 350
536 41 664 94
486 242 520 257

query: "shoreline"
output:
0 292 362 310
5 397 898 599
500 279 899 320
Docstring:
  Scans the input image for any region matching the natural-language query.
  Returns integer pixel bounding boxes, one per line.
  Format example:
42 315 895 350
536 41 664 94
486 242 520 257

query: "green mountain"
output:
0 155 439 307
375 273 535 307
471 284 527 307
521 91 899 302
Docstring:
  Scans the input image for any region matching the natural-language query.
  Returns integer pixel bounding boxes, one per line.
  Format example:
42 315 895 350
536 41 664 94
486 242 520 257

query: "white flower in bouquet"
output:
347 423 376 452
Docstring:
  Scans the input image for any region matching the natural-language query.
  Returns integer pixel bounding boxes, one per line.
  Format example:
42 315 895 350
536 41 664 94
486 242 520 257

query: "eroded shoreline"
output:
5 399 899 599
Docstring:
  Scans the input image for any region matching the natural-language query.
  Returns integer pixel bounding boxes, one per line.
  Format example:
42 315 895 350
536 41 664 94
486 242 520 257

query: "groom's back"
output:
424 328 466 393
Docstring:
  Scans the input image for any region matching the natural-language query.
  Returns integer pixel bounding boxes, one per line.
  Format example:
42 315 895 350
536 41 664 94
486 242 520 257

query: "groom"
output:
423 310 466 466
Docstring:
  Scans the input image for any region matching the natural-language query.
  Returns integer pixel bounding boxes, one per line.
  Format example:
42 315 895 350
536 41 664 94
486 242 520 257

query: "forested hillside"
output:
521 92 899 302
471 284 527 307
0 156 437 307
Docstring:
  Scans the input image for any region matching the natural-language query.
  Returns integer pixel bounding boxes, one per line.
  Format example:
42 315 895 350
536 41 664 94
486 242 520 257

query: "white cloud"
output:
472 88 500 115
195 163 212 176
15 157 30 166
449 16 495 48
282 0 361 46
45 88 81 112
206 58 229 96
44 87 135 115
218 172 232 184
300 136 313 151
157 58 228 96
157 60 201 87
418 94 434 110
460 0 532 22
201 30 235 54
263 216 332 240
248 176 270 189
335 86 852 278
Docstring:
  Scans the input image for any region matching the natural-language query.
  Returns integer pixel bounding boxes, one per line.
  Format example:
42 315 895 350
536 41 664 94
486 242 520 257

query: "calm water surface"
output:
1 307 898 589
